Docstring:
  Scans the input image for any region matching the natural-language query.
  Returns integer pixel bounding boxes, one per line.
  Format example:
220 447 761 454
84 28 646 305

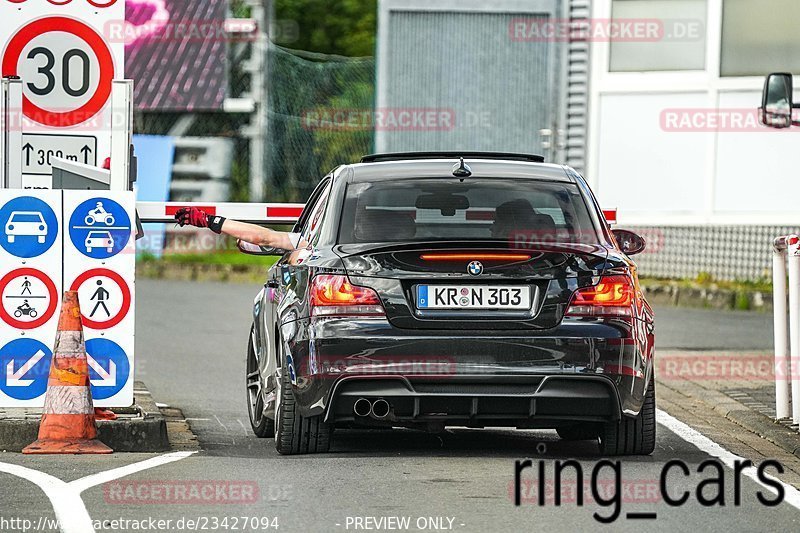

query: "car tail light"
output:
566 275 635 317
309 274 385 317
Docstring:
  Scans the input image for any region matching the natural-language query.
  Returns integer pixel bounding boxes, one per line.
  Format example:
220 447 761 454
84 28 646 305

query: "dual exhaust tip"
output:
353 398 390 419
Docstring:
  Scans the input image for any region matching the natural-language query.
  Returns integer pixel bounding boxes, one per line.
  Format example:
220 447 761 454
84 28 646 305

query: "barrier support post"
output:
788 235 800 425
773 238 790 420
110 80 133 192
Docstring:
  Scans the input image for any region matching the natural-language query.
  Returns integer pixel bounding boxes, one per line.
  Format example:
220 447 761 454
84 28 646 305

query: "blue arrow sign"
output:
0 197 59 258
69 197 131 259
85 338 130 400
0 339 52 400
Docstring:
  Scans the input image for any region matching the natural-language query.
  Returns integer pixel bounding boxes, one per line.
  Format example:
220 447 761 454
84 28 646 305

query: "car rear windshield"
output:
338 178 600 245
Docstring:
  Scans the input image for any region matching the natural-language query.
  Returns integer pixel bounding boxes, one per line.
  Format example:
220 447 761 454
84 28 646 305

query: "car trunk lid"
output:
336 242 611 330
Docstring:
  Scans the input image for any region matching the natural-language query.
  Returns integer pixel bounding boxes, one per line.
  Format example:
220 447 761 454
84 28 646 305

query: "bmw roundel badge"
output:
467 261 484 276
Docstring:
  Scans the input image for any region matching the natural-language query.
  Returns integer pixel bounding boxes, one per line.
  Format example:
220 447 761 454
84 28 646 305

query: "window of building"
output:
721 0 800 77
609 0 707 72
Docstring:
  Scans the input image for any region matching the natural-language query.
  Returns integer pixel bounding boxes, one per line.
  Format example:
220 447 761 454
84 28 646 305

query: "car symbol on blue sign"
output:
0 197 58 258
0 339 52 400
69 198 131 259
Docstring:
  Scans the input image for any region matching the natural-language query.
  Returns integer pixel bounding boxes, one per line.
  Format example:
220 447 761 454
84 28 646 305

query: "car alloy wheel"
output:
246 325 273 437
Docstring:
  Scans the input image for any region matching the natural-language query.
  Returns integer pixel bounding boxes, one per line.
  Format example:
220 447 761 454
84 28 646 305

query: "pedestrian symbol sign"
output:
0 268 58 330
0 196 58 258
68 197 132 259
0 339 52 401
86 338 130 400
69 268 131 330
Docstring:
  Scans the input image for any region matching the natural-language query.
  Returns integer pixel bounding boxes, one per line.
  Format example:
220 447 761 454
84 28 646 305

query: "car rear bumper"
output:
284 316 653 424
324 373 622 426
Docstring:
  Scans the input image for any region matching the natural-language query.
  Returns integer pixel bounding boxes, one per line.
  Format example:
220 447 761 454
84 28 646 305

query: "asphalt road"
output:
0 279 794 533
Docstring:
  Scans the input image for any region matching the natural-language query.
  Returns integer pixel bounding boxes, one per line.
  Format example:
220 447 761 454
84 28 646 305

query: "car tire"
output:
246 326 274 438
274 349 332 455
557 424 601 441
599 377 656 456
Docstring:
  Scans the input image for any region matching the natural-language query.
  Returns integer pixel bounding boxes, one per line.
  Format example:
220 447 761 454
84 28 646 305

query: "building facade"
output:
376 0 800 280
587 0 800 280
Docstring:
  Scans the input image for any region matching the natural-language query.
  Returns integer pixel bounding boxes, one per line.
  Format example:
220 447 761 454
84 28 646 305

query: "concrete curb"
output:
0 381 169 453
657 377 800 461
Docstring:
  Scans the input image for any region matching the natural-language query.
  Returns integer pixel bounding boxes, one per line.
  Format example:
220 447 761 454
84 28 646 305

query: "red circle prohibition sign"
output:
70 268 131 330
1 17 115 127
0 268 58 330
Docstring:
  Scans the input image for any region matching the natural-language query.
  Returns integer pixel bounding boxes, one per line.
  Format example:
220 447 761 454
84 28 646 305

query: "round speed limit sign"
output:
1 16 115 127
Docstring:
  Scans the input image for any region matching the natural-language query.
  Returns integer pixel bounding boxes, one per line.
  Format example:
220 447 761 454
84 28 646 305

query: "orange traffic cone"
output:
23 291 112 454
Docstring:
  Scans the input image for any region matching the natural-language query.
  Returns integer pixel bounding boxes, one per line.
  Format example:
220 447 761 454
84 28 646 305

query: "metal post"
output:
788 235 800 425
110 80 133 191
246 0 269 202
1 77 23 189
773 237 790 419
0 78 6 188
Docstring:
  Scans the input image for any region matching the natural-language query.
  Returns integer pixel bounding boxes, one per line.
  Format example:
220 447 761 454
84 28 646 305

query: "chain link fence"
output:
134 43 375 204
265 43 375 202
628 225 796 282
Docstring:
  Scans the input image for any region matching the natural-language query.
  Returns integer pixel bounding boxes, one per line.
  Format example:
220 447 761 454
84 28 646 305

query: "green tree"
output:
275 0 377 57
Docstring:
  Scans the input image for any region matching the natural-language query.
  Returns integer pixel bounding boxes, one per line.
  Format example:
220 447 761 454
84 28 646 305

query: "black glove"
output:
174 207 225 234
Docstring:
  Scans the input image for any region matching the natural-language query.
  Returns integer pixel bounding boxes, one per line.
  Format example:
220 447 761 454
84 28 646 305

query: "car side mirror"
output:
237 239 286 256
612 229 646 256
760 72 794 128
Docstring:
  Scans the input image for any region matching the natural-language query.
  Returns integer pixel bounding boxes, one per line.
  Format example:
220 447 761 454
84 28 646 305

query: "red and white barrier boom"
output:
136 202 306 225
138 204 618 227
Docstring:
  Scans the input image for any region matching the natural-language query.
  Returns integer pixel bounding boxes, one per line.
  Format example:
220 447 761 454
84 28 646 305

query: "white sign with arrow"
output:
6 349 46 388
22 133 98 176
87 354 116 388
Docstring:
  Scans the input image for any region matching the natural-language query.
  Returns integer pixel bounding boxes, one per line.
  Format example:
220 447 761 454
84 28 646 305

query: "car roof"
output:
343 158 575 184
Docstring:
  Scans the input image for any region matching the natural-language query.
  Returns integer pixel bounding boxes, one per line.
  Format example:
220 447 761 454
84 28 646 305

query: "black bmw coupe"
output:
244 153 655 456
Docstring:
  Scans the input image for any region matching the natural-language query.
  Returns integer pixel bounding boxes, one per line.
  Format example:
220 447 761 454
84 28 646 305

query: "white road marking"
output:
69 451 196 493
0 451 196 533
0 462 91 533
657 409 800 510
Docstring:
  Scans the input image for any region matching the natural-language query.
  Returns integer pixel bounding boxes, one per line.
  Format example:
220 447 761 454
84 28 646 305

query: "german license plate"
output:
416 285 531 310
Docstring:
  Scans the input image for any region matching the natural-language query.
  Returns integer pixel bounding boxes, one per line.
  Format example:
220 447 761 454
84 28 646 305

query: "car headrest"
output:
355 210 416 242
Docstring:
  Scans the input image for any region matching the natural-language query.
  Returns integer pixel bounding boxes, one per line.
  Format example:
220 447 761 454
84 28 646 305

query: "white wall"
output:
587 0 800 226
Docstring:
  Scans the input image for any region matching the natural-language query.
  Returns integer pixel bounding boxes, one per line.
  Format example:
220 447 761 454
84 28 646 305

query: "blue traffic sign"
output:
69 197 131 259
0 196 58 258
0 339 52 401
86 338 130 400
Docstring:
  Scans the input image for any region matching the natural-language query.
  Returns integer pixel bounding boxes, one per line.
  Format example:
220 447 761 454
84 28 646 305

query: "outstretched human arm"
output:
174 207 298 250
